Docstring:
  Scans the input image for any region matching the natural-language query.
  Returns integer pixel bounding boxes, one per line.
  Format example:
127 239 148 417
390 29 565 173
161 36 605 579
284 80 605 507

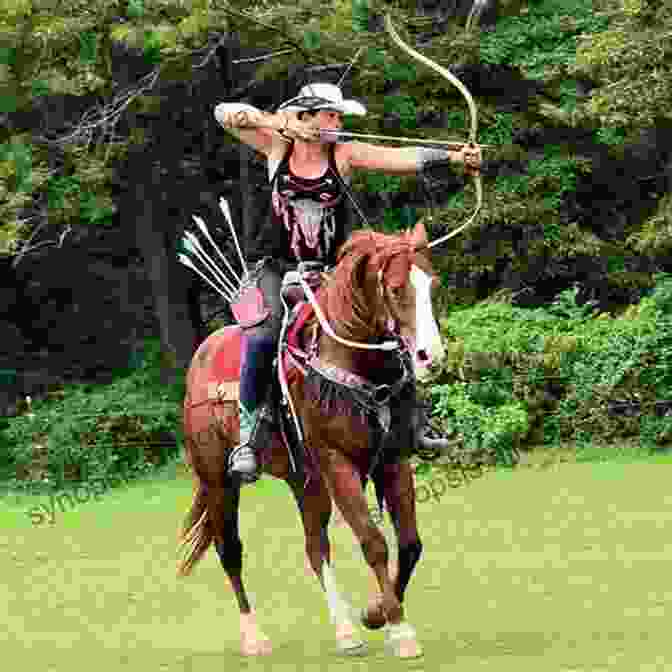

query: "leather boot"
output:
229 400 260 484
415 402 455 456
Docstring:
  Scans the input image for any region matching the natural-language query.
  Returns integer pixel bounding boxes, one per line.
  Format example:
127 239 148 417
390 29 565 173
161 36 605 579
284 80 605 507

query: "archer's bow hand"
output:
455 143 482 177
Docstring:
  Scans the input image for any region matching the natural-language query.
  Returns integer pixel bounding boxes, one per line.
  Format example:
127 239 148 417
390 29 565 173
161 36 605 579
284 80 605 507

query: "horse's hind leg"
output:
288 476 366 655
209 481 272 656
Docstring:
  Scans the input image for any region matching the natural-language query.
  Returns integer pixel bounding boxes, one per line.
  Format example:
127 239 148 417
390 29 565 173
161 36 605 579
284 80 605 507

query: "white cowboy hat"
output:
277 82 366 116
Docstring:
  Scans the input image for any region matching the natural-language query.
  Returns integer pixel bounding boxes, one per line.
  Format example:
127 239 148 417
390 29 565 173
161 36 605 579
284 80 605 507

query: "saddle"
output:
230 259 324 328
228 259 415 484
228 261 327 479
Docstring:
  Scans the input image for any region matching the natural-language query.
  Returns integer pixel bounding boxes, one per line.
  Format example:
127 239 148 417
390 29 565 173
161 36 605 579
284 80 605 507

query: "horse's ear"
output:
409 218 429 250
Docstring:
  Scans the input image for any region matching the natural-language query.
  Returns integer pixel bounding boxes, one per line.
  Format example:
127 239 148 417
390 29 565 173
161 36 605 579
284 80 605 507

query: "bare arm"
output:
213 103 290 156
345 142 463 176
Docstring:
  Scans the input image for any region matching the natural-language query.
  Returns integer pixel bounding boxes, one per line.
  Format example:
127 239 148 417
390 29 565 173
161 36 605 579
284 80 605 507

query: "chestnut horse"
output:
177 219 445 658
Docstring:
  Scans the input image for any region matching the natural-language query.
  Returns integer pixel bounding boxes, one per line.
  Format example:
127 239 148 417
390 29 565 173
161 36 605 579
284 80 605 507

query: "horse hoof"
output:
337 637 367 656
385 622 423 659
241 634 273 656
336 623 367 655
390 637 422 659
361 604 386 630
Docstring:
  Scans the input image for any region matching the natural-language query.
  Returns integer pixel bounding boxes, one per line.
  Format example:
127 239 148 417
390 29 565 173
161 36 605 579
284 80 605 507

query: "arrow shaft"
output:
320 129 491 149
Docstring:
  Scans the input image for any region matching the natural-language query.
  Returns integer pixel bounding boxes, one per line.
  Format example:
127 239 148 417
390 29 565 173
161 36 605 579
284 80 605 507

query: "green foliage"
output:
380 206 411 233
365 46 385 67
480 113 515 146
30 79 50 98
0 47 17 66
78 31 98 65
303 30 322 50
0 94 19 114
426 274 672 464
79 190 115 225
543 220 561 243
45 174 115 225
482 152 579 228
361 172 412 232
479 0 610 78
626 193 672 256
46 174 80 211
648 271 672 314
544 285 599 322
0 139 32 192
383 94 417 129
0 339 184 493
432 382 527 466
571 0 672 130
127 0 145 19
383 62 417 85
142 29 162 63
351 0 369 32
595 126 627 146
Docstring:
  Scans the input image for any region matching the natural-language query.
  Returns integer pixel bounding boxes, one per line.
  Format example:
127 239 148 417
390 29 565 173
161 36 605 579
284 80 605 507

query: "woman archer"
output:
214 82 481 484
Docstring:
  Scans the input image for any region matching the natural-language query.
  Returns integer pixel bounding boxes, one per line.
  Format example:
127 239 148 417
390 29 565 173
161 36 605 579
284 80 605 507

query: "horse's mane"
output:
319 230 415 341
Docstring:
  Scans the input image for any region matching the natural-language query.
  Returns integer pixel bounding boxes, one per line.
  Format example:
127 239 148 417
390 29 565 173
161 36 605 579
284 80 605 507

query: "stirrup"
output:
228 441 260 484
416 412 456 458
417 433 456 456
229 402 262 483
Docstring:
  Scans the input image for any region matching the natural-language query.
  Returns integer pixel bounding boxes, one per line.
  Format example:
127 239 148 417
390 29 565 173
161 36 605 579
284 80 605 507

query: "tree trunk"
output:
132 162 197 380
240 143 258 255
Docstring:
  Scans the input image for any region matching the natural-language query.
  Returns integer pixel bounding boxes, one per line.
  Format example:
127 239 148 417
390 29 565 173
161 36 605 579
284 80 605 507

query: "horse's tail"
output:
177 326 241 577
177 439 214 577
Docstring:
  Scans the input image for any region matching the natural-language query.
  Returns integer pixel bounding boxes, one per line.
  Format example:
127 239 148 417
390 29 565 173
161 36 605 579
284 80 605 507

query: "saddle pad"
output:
185 325 243 409
282 295 320 388
287 299 316 350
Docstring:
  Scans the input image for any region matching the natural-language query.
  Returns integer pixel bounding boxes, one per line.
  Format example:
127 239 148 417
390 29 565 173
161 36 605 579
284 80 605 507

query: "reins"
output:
298 274 401 352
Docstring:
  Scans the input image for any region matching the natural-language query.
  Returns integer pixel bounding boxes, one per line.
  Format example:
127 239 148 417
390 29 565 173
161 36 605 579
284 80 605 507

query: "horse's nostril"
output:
417 349 429 362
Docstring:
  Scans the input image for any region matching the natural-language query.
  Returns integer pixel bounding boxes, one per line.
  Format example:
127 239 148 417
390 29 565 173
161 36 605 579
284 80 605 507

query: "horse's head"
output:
327 220 445 380
376 220 445 380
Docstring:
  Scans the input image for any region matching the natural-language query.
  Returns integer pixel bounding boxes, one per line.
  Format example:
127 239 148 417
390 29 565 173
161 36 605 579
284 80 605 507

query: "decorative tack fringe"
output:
304 370 370 424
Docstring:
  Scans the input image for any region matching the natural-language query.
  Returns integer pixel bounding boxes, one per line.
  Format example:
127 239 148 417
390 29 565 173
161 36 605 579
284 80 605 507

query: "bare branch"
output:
231 48 296 65
193 35 230 69
217 5 312 64
33 67 161 148
11 222 73 268
337 47 364 86
10 204 48 268
306 63 349 73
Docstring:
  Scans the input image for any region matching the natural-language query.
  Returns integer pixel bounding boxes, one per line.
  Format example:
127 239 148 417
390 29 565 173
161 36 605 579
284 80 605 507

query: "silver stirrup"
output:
228 442 259 482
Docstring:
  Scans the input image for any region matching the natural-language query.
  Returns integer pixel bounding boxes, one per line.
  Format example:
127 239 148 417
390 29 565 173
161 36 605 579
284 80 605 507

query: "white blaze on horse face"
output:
409 264 444 379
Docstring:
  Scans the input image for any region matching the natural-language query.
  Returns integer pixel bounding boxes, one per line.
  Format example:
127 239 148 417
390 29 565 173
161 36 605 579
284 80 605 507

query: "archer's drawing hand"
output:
456 144 482 177
281 114 321 143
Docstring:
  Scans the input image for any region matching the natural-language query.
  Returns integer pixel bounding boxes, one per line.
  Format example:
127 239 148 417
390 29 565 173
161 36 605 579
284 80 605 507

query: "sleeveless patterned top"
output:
250 142 352 267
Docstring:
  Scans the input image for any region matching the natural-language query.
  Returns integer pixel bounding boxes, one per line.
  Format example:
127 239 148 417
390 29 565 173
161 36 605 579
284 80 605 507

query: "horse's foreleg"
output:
363 462 422 632
324 453 417 651
210 482 272 656
288 477 366 655
386 462 423 604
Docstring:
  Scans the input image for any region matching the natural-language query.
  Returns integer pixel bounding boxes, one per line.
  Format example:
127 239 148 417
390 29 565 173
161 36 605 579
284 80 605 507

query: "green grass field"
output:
3 457 672 671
